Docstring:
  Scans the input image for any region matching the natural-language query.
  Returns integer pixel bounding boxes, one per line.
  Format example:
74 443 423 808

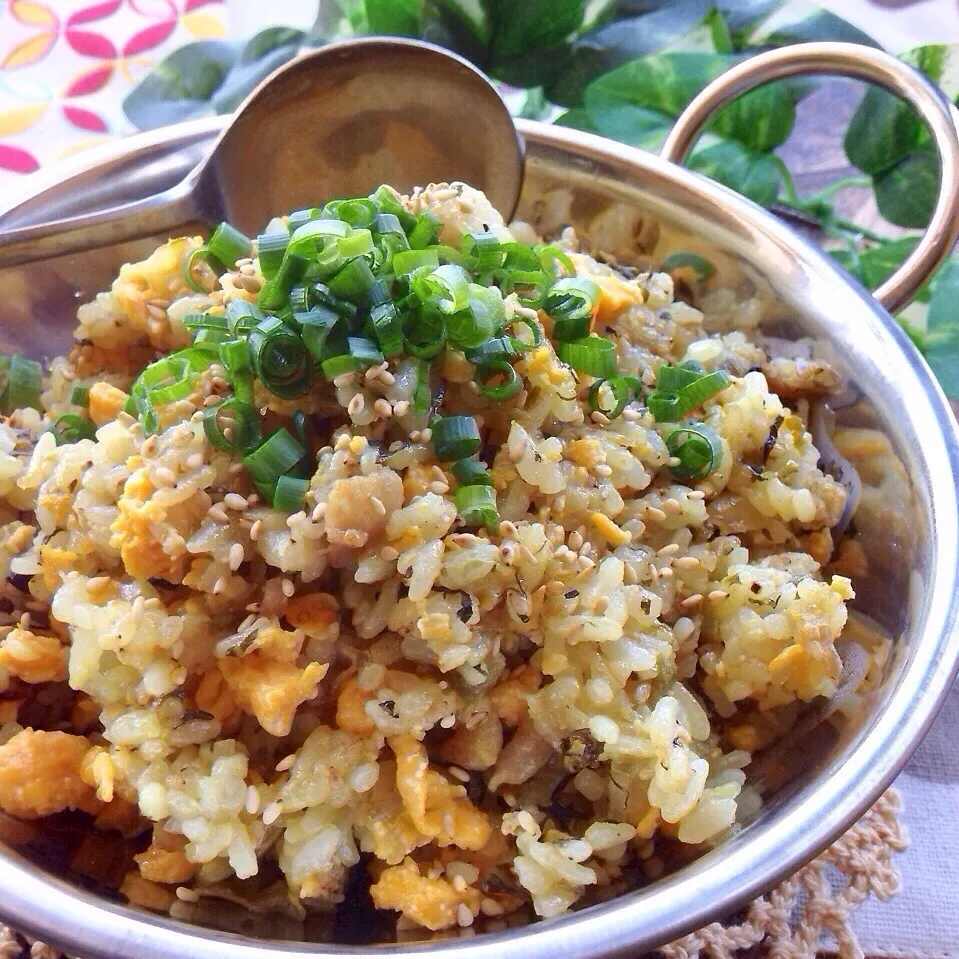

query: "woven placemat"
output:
0 790 906 959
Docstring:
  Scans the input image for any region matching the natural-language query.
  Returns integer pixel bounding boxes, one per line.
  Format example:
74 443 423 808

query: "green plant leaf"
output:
874 143 940 229
925 256 959 398
583 51 794 153
687 138 782 205
762 9 881 47
123 41 238 130
704 8 733 54
210 28 304 114
554 107 600 132
845 45 955 176
544 0 713 106
719 0 784 47
830 235 939 307
486 0 586 62
366 0 423 34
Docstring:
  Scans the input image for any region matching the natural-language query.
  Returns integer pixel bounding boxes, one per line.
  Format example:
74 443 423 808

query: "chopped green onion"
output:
451 459 493 486
273 474 309 512
465 336 520 365
208 222 252 267
461 232 505 272
679 369 731 408
656 361 705 391
467 284 507 336
552 313 591 341
432 415 480 461
371 302 404 358
588 376 633 419
70 384 89 406
135 353 203 407
374 213 407 240
328 257 376 300
536 244 575 277
322 354 363 379
408 212 440 249
475 360 521 400
226 300 265 336
287 207 320 232
183 246 221 293
337 229 375 261
348 336 385 368
503 268 549 309
412 359 431 414
369 185 416 232
258 254 307 311
242 428 305 485
448 307 495 351
647 390 683 422
454 484 498 531
556 336 617 379
393 249 439 275
511 315 543 348
647 367 730 421
324 197 376 229
219 338 254 405
664 423 724 481
184 312 228 332
248 317 313 399
51 413 95 445
310 283 358 320
203 398 262 454
286 218 350 258
402 308 447 360
193 327 232 353
255 231 289 279
296 307 342 363
290 410 313 478
660 251 716 281
288 283 310 313
412 264 471 316
544 277 600 326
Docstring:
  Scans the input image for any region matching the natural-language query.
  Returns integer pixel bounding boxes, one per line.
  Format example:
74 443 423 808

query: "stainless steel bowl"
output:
1 42 958 959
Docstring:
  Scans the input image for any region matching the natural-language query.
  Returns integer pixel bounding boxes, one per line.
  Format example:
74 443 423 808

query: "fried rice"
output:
0 182 874 938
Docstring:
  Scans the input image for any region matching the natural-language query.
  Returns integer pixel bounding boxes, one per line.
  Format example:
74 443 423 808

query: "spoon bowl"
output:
0 38 524 266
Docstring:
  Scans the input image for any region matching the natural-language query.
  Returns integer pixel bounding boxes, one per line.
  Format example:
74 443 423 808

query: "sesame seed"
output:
370 495 386 516
144 597 163 610
645 506 667 522
568 530 584 550
373 398 392 417
224 493 247 511
392 400 409 417
262 800 283 825
687 489 706 499
18 612 30 630
176 887 199 902
380 546 399 561
245 603 260 613
154 466 176 487
681 593 704 609
452 875 468 893
662 498 683 514
191 410 205 423
250 520 263 542
212 577 227 595
448 766 470 783
229 543 244 571
86 575 110 593
347 394 365 417
658 567 673 579
591 410 611 425
673 556 701 570
208 505 229 524
480 898 505 917
429 481 449 495
657 543 680 556
186 452 204 469
203 394 221 407
142 436 159 457
281 578 295 597
311 502 327 522
275 754 296 772
708 589 729 601
420 428 432 442
245 785 260 815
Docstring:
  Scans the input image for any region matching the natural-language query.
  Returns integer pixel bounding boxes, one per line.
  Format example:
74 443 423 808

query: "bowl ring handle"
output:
660 41 959 316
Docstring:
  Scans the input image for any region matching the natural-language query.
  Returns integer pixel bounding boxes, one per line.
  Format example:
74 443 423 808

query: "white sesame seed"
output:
250 520 263 542
420 428 432 441
229 543 244 571
645 506 667 522
347 394 365 417
373 398 392 417
142 436 159 457
153 466 176 487
369 495 386 516
380 546 399 561
224 493 248 511
311 502 327 523
186 452 204 469
275 754 296 772
708 589 729 601
657 543 680 556
208 505 229 524
281 578 295 597
213 577 227 595
176 887 200 902
681 593 704 609
245 785 260 815
262 800 283 825
448 766 470 783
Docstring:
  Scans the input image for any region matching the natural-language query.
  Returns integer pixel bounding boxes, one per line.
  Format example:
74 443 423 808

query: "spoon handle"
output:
0 184 202 269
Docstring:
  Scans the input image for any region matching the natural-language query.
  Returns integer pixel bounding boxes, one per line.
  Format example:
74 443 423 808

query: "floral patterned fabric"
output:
0 0 228 186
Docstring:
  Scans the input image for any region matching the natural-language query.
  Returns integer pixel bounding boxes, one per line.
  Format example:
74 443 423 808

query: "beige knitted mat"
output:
0 789 906 959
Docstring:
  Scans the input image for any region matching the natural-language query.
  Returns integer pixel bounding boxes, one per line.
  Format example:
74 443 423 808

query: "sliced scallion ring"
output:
555 336 617 379
664 422 724 481
248 317 313 399
475 360 521 401
432 415 480 461
203 398 262 454
454 484 498 531
51 413 96 445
